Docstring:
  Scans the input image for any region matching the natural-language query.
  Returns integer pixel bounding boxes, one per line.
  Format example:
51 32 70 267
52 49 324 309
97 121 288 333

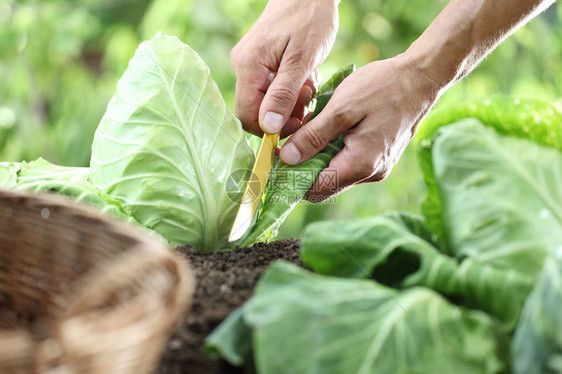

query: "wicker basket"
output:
0 190 195 374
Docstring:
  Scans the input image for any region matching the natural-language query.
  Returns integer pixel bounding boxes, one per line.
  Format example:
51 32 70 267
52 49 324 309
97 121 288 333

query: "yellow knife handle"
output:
228 132 279 242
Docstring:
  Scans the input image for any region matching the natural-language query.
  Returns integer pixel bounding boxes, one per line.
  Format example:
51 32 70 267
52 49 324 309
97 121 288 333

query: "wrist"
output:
403 41 460 94
393 48 448 103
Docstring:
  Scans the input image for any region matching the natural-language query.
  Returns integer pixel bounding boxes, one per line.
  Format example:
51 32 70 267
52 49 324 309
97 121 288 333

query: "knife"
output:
229 132 279 242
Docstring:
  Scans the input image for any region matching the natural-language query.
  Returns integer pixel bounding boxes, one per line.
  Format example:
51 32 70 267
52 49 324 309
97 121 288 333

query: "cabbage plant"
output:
207 96 562 373
0 159 134 222
0 33 352 252
89 33 353 251
89 33 255 251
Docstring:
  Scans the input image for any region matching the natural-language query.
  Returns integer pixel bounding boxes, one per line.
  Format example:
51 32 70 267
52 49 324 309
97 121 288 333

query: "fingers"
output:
233 62 275 136
279 98 361 166
290 82 314 121
305 138 377 202
280 117 303 139
233 62 316 137
304 118 403 202
259 48 313 134
280 80 315 138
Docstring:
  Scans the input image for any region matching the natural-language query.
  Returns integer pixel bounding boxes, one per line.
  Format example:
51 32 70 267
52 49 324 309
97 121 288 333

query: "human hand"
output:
230 0 339 136
279 53 443 202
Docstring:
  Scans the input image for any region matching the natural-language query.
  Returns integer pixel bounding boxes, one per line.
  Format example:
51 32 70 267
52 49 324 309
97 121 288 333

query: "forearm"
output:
406 0 555 90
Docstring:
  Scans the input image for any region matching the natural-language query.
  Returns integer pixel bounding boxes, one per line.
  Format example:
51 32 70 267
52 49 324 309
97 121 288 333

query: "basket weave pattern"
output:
0 190 194 373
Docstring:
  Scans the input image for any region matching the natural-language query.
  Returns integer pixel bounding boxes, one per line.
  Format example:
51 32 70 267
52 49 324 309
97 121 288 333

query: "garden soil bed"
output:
157 239 303 374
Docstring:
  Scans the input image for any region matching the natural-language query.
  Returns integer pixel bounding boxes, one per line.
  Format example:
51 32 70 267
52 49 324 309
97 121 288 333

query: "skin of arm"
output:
232 0 556 201
408 0 555 88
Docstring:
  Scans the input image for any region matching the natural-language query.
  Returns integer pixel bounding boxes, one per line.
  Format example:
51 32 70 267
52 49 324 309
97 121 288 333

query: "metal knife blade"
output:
228 132 279 242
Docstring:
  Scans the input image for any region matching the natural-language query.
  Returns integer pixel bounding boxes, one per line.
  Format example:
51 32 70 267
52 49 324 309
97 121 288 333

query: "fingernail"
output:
281 142 301 165
267 71 275 83
262 111 284 133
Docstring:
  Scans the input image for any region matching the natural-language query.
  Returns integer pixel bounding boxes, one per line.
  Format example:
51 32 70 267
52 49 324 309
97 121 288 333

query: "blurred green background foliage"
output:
1 0 560 238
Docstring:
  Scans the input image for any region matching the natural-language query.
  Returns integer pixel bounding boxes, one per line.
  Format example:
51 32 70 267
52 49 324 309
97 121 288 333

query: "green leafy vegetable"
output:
307 64 355 122
0 33 352 251
428 119 562 277
246 133 263 157
205 306 253 366
301 211 434 278
0 162 21 188
240 139 343 245
210 95 562 372
417 96 562 251
90 32 255 251
238 64 355 245
15 158 134 222
301 211 533 327
208 261 506 374
512 255 562 374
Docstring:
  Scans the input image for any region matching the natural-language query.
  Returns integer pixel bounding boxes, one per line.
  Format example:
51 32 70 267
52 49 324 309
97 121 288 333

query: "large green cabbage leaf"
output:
207 261 506 374
428 119 562 277
512 255 562 374
417 96 562 253
238 64 355 245
15 158 135 222
301 211 436 278
0 162 20 188
90 33 254 251
300 211 533 327
205 305 252 366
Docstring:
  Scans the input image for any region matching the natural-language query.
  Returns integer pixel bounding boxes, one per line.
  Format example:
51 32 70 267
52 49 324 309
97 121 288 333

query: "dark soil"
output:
157 239 302 374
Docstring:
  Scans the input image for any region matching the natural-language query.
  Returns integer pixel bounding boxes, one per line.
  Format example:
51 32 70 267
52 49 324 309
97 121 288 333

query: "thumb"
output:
259 60 309 134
